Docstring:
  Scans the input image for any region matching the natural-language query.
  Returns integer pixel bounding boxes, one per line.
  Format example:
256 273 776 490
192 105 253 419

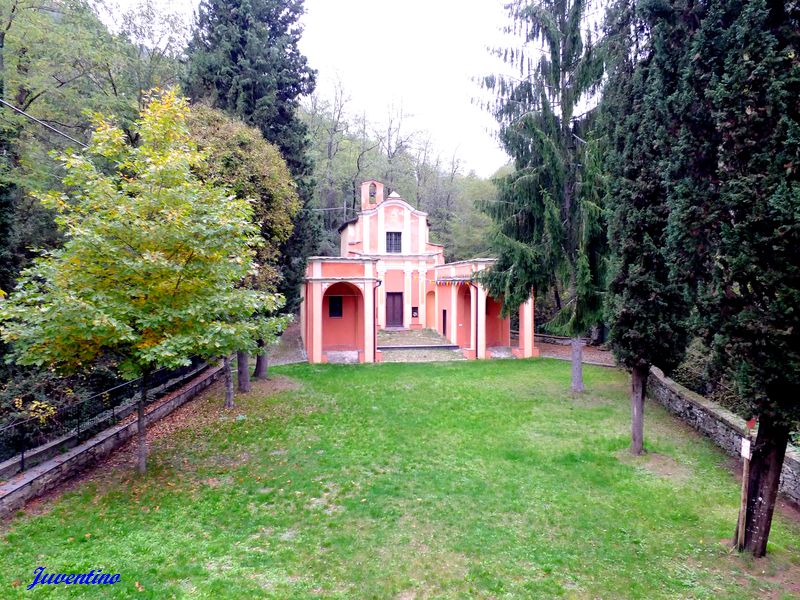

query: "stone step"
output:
377 344 460 351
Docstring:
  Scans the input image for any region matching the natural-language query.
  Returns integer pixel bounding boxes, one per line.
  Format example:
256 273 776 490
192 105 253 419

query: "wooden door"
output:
386 292 403 327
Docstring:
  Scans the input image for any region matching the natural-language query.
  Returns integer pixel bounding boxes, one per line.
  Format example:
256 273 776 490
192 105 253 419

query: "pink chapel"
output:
300 180 539 363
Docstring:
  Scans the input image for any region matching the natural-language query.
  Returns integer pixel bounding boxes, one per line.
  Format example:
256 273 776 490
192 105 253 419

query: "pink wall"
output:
456 285 472 348
485 296 511 347
369 214 378 253
411 215 420 253
321 262 365 278
322 282 364 351
384 270 404 293
437 285 452 338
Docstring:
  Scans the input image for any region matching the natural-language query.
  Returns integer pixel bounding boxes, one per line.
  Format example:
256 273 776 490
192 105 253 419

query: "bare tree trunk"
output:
254 339 268 379
137 370 149 474
630 364 649 455
236 351 250 393
734 412 790 556
570 337 584 392
223 356 234 409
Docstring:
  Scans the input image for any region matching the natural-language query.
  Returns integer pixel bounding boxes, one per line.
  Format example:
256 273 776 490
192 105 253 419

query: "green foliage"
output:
0 358 120 426
0 0 186 292
184 0 318 311
666 0 800 421
481 0 607 333
601 0 690 372
0 90 288 377
187 104 300 289
671 338 750 419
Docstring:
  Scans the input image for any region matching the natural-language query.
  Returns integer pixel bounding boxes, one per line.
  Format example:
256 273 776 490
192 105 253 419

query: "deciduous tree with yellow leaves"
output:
0 89 289 473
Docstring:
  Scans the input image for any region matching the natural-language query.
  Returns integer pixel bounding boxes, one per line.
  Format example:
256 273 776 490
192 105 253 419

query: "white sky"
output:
299 0 511 177
111 0 512 178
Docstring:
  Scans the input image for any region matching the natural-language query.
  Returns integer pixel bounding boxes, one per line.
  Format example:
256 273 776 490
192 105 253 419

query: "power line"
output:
0 98 88 148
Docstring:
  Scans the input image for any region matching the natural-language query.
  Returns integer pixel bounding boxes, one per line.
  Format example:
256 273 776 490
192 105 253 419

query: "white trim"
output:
378 204 385 253
363 211 371 253
450 284 458 344
403 207 411 254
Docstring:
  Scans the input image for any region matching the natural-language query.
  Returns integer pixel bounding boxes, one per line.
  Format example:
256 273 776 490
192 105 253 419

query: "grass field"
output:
1 359 799 598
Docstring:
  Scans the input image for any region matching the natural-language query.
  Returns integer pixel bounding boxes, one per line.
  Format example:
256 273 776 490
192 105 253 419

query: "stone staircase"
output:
377 328 465 363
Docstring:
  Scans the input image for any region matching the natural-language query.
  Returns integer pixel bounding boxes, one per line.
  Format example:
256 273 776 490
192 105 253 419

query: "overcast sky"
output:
299 0 511 177
112 0 513 178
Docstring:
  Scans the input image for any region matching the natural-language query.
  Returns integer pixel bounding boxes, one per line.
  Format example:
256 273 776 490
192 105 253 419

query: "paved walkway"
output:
269 324 617 366
380 348 465 363
377 328 453 347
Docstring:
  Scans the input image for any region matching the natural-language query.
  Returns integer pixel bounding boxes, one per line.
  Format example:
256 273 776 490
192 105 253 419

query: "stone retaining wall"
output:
534 334 589 346
0 363 209 480
648 366 800 505
0 364 223 518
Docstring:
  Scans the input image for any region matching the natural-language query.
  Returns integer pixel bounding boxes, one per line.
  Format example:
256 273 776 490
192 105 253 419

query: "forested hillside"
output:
301 90 499 261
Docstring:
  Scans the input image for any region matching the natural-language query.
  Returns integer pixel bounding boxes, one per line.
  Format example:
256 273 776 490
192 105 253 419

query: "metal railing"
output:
0 358 208 474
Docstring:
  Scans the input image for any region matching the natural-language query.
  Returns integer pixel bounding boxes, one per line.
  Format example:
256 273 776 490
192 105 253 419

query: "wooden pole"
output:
736 433 751 550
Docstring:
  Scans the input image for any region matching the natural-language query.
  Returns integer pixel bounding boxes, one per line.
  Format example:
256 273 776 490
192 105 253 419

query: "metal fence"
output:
0 358 208 472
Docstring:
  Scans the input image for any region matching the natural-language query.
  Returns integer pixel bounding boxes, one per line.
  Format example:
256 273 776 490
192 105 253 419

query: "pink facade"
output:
300 181 539 363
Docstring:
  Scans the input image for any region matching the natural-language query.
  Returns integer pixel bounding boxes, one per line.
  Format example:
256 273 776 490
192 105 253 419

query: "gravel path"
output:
267 322 307 365
537 342 616 366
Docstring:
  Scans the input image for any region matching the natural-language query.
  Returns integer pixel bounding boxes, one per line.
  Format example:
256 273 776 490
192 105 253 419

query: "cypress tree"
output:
481 0 607 392
601 0 693 454
184 0 319 311
668 0 800 556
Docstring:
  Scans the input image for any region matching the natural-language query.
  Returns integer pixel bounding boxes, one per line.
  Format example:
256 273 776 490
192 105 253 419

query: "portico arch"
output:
322 282 365 357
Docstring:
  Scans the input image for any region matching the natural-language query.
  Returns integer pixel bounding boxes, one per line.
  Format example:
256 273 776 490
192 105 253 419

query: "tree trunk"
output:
137 370 149 474
236 351 251 393
254 339 269 379
630 364 649 455
223 356 234 409
570 337 584 392
734 412 790 556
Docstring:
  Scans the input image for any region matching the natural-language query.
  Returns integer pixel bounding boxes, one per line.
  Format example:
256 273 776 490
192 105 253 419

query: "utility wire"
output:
0 98 88 148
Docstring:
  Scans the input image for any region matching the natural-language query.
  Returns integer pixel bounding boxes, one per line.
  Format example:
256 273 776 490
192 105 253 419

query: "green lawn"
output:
2 359 799 598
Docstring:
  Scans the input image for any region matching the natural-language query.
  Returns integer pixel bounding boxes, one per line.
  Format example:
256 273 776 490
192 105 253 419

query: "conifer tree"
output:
481 0 606 391
184 0 319 312
667 0 800 556
600 0 692 454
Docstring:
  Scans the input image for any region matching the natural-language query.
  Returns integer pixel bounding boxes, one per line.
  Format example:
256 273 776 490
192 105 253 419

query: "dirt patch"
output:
616 450 693 482
695 546 800 600
247 376 302 396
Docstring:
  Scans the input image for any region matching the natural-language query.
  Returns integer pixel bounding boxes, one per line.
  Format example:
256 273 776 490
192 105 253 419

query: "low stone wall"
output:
0 364 223 518
0 363 209 480
534 334 587 346
648 366 800 505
